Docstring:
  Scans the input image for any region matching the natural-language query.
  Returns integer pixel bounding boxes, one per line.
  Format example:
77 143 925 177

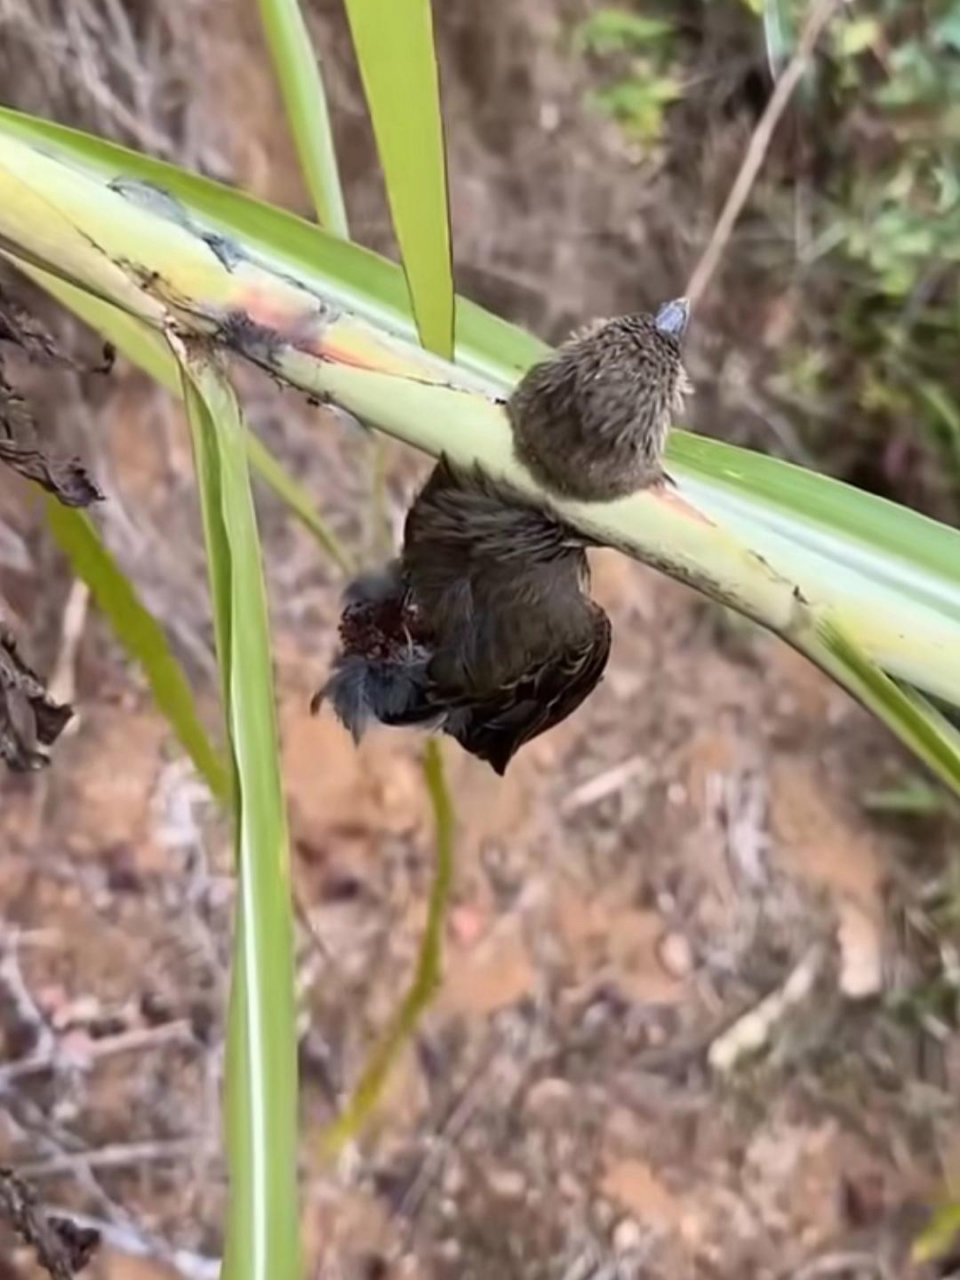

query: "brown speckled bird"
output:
509 297 692 501
314 458 611 775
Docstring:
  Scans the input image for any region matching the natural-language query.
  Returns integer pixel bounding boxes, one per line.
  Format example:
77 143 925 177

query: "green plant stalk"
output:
3 123 960 785
13 258 353 573
0 106 541 385
11 96 945 652
322 738 454 1155
60 73 447 1157
179 347 299 1280
44 500 230 799
0 99 954 628
913 1198 960 1264
256 0 350 236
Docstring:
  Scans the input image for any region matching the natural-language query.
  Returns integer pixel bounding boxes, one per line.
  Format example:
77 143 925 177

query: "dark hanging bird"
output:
508 296 691 501
315 298 692 773
313 457 611 775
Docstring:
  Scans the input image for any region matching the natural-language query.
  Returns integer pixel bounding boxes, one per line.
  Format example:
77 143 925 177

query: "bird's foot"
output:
646 469 677 493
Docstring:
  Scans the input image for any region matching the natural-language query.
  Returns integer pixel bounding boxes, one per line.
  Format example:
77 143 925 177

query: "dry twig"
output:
0 1167 99 1279
685 0 845 309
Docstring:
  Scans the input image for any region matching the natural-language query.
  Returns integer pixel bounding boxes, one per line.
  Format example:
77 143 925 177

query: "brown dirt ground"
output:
0 2 958 1279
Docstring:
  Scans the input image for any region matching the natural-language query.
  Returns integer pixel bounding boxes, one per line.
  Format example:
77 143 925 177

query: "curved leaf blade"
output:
816 617 960 795
0 107 535 381
4 116 960 776
257 0 350 236
323 737 454 1154
343 0 453 358
179 350 298 1280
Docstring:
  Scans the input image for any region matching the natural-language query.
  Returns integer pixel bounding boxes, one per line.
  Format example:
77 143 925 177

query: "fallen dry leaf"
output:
0 1165 100 1279
0 630 73 771
0 281 108 507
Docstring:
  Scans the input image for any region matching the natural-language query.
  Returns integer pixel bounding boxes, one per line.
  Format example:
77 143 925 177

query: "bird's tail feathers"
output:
313 653 443 742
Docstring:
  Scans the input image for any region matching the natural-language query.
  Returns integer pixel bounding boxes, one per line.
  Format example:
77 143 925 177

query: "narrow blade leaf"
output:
44 500 229 800
816 618 960 796
178 347 299 1280
256 0 350 236
341 0 453 358
323 737 454 1154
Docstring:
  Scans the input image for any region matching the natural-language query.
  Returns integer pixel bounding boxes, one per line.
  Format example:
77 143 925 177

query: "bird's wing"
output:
446 607 612 775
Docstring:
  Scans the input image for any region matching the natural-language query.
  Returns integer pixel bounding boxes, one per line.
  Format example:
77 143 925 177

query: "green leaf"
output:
592 75 683 141
575 10 675 57
0 106 543 383
256 0 349 236
912 1198 960 1264
834 15 880 59
178 348 298 1280
862 778 946 816
341 0 453 358
816 617 960 796
762 0 795 76
671 431 960 707
323 737 454 1154
44 500 229 801
5 114 960 765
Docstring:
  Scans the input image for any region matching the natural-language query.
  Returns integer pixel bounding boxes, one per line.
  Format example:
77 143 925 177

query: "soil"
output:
0 2 958 1279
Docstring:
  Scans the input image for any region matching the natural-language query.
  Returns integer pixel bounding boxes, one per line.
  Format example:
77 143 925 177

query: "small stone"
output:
658 932 694 979
837 902 884 1000
558 1172 581 1200
486 1167 527 1202
613 1218 644 1254
525 1076 574 1118
540 102 561 132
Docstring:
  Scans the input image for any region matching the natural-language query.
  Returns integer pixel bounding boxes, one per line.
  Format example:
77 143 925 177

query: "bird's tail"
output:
312 653 442 742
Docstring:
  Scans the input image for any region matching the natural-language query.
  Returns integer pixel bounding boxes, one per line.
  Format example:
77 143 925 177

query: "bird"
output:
508 296 692 502
313 457 611 775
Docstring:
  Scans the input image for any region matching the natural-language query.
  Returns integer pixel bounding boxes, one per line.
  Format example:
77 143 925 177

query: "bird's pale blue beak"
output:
654 296 690 339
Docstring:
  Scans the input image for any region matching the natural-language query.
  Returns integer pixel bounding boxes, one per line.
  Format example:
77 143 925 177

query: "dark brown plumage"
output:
314 458 611 775
316 299 692 773
509 297 692 501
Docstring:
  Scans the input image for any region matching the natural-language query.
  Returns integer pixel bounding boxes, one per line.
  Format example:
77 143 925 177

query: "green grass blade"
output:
4 118 960 755
256 0 349 236
913 1199 960 1265
7 109 958 685
672 431 960 611
44 500 229 800
762 0 795 76
182 370 234 711
178 349 299 1280
343 0 453 358
323 738 454 1154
